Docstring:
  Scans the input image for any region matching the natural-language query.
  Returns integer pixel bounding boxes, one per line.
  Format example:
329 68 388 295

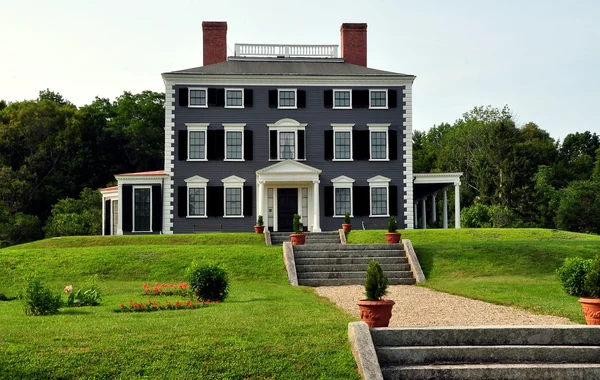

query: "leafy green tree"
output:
44 188 102 237
555 180 600 234
0 200 42 247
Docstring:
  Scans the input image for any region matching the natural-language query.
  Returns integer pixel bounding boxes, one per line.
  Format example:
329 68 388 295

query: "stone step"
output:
381 363 600 380
370 326 600 347
295 257 409 266
376 345 600 366
297 270 414 280
296 263 411 273
294 243 402 251
298 277 416 286
293 250 406 259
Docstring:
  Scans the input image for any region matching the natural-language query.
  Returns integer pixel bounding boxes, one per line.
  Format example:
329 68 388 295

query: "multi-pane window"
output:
371 187 387 216
370 90 387 108
371 131 387 159
225 188 242 216
279 90 296 108
188 188 205 216
335 188 351 216
334 90 351 108
225 89 243 107
189 131 205 159
134 187 151 232
189 88 207 107
226 131 243 160
279 132 295 159
334 131 351 159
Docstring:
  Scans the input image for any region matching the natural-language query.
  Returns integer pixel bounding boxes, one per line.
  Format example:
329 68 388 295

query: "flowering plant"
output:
64 276 102 307
142 282 191 297
116 298 218 313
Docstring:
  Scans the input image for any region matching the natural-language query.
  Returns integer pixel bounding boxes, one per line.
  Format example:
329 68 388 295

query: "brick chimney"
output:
202 21 227 66
340 23 367 67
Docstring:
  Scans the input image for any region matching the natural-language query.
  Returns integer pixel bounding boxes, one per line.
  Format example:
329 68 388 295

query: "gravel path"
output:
315 285 574 326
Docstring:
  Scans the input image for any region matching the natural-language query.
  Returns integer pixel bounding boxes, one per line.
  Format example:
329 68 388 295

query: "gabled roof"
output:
163 57 414 78
114 170 166 177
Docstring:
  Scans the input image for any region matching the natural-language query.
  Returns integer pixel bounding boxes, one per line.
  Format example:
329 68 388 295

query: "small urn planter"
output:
356 299 395 328
290 233 306 246
385 232 401 244
342 224 352 233
254 215 264 234
579 298 600 325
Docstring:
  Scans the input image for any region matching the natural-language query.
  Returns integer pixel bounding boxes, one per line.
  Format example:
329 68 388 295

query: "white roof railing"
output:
234 43 338 58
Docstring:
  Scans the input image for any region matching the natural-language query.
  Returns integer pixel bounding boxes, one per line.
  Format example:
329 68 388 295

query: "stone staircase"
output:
270 231 340 245
294 244 416 287
362 325 600 379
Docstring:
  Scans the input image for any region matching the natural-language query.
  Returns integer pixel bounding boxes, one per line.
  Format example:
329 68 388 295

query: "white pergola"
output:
413 172 463 229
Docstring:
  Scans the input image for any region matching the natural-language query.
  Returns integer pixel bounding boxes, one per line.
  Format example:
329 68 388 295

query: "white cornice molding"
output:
413 172 463 185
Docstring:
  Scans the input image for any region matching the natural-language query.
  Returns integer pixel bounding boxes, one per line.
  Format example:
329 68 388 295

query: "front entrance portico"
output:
256 160 322 232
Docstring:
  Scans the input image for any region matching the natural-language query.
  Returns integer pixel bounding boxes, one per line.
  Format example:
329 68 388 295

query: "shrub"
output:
256 215 264 226
387 216 398 233
344 212 351 225
22 276 63 316
186 263 230 302
585 255 600 298
44 188 102 237
556 257 593 297
364 260 389 301
293 214 303 234
461 203 492 228
555 180 600 234
65 276 102 307
488 205 524 228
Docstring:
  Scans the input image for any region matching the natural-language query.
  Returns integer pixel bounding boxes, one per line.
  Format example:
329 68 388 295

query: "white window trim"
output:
185 176 209 218
277 88 297 109
331 175 355 218
368 124 390 161
332 124 354 161
185 123 209 161
222 175 246 218
333 89 352 109
132 185 152 232
225 88 244 109
188 87 208 108
223 123 246 162
369 89 388 109
367 175 391 218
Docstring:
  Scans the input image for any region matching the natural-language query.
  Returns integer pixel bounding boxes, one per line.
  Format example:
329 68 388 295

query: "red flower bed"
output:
142 282 191 297
117 298 220 313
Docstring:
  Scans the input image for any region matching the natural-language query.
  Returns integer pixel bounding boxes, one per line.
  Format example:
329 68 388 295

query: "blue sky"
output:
1 0 598 140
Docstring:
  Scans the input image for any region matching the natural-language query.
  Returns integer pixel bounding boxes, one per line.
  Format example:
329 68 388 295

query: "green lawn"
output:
0 234 359 379
348 228 600 323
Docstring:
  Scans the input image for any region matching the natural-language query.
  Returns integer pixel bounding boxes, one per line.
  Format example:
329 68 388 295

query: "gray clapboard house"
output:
101 21 462 235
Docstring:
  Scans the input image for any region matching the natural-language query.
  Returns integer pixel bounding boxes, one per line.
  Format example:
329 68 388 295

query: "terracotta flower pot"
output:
342 224 352 233
290 233 306 246
356 299 395 327
254 225 264 234
579 298 600 325
385 232 401 244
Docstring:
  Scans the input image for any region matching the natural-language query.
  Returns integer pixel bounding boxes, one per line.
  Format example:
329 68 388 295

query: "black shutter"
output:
324 90 333 108
178 130 188 160
206 187 223 217
389 186 398 218
178 88 188 107
244 130 253 161
297 130 305 160
244 89 253 107
207 130 217 160
122 185 133 232
324 130 333 160
243 186 252 217
216 89 225 107
352 89 369 108
324 186 334 217
152 185 162 232
353 186 370 217
297 90 306 108
215 130 225 160
177 186 187 217
208 88 218 106
269 130 278 159
389 90 397 108
104 200 111 235
353 130 369 160
268 90 278 108
389 130 398 160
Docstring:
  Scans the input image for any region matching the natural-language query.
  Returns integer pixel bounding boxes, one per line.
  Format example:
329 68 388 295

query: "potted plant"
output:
356 260 395 327
289 214 306 246
385 216 401 244
254 215 264 234
342 212 352 233
557 255 600 325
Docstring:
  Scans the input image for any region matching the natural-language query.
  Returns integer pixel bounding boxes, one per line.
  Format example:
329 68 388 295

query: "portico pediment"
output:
257 160 322 175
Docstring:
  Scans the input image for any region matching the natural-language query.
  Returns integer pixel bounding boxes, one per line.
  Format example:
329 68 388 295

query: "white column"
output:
454 182 461 228
117 184 123 235
414 202 418 228
101 196 106 236
257 180 265 227
443 188 448 229
312 180 321 232
421 197 427 229
431 193 437 222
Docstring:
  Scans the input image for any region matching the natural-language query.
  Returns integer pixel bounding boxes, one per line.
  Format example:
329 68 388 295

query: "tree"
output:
555 180 600 234
44 188 102 237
